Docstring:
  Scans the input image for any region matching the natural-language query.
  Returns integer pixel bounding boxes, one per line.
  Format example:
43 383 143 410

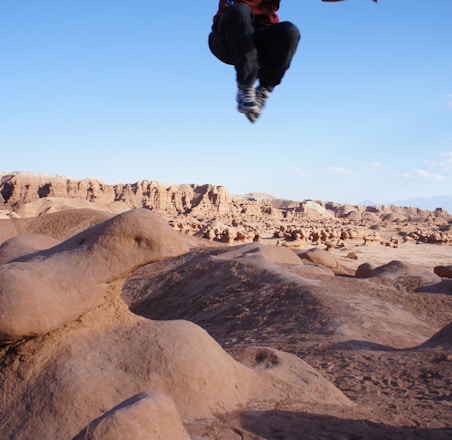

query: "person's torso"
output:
213 0 280 27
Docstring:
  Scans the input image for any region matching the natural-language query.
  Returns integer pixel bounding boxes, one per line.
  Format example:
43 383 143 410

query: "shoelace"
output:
255 88 269 109
240 88 256 104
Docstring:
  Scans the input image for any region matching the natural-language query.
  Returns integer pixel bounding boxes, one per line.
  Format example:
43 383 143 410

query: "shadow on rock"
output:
240 410 452 440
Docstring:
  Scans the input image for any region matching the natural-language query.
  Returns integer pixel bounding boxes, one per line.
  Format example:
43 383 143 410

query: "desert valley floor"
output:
0 174 451 439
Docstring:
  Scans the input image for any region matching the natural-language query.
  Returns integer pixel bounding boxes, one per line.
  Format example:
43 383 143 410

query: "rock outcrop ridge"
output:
1 172 451 246
0 172 231 216
0 209 192 341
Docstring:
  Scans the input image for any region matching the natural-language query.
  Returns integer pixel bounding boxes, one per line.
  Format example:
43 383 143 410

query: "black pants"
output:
208 3 300 92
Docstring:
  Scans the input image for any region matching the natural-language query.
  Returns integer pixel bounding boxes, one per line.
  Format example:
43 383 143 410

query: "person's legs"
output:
208 3 260 88
208 7 300 120
254 22 301 92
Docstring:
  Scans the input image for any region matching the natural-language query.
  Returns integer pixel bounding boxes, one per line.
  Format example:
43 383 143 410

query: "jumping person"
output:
208 0 378 123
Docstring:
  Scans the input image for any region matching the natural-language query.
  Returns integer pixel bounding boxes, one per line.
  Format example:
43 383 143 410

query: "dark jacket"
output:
213 0 280 27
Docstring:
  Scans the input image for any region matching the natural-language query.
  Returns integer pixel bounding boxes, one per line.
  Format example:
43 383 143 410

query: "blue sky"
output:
1 1 451 206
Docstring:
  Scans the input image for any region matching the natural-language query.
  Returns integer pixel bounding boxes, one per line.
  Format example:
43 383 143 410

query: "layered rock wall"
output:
1 173 451 246
0 173 232 217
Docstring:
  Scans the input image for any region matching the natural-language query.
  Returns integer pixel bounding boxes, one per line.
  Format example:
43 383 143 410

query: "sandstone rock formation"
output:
355 262 377 279
0 234 60 265
435 265 452 278
414 323 452 350
2 172 451 248
368 260 441 292
74 391 191 440
0 209 194 341
0 208 354 439
0 208 114 244
0 197 451 438
298 248 342 271
0 172 232 216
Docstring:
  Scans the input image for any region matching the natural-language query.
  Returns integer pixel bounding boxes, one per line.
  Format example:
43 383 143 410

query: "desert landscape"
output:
0 172 451 439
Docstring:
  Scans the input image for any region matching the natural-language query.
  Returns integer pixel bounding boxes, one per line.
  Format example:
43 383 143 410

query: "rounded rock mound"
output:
414 323 452 350
74 391 190 440
369 260 441 292
0 209 192 341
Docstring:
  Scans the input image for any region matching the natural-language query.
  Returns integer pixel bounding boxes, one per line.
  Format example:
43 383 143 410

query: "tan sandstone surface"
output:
0 172 451 439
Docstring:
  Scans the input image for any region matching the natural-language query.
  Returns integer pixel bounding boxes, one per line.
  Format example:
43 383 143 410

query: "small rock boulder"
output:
355 262 376 279
74 391 190 440
370 260 441 292
434 265 452 278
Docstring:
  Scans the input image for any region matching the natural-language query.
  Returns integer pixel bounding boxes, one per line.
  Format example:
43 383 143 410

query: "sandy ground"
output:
336 240 452 272
124 240 452 439
0 207 451 439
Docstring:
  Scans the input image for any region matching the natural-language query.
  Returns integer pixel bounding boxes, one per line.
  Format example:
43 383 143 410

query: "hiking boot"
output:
243 86 270 123
255 86 270 112
236 86 259 114
245 112 259 124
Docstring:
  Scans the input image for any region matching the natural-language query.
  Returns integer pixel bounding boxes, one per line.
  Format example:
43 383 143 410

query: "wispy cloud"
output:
448 94 452 111
327 166 353 176
395 169 444 181
369 161 382 169
414 169 444 181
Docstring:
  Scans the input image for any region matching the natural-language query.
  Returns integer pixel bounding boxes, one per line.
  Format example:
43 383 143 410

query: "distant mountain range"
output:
239 192 452 214
359 196 452 213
